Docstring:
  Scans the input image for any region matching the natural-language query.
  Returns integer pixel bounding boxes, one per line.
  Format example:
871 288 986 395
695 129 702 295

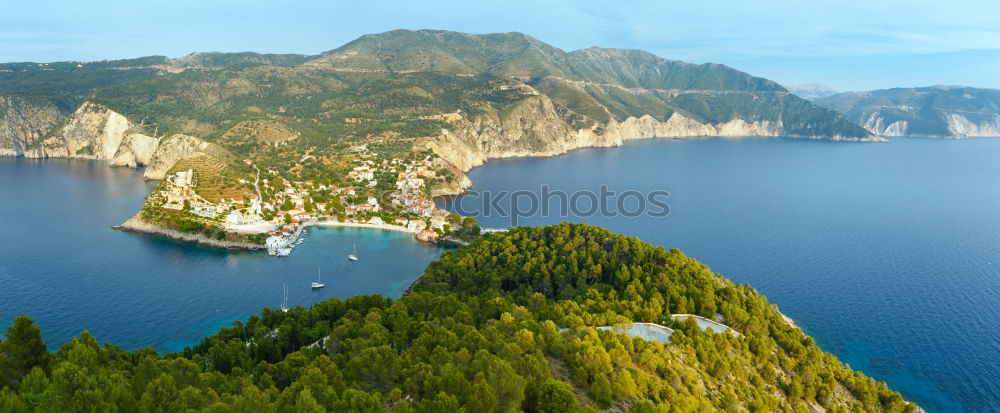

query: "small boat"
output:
311 268 325 289
280 284 289 312
348 242 358 261
276 247 291 257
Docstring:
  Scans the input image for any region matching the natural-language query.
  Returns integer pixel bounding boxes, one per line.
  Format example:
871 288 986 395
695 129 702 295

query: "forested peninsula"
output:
0 224 917 412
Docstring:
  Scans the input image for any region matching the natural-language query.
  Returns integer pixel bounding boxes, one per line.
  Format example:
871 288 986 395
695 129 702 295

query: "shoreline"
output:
772 304 802 330
428 134 887 199
307 220 416 235
113 215 458 256
114 134 884 254
113 214 264 251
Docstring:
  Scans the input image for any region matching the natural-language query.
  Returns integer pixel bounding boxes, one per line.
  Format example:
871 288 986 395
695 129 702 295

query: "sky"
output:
3 0 1000 91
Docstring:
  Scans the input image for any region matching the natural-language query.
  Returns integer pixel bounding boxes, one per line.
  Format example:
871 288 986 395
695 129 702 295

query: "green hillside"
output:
313 30 572 77
305 30 867 138
2 29 870 155
565 48 783 91
0 58 161 112
0 224 916 412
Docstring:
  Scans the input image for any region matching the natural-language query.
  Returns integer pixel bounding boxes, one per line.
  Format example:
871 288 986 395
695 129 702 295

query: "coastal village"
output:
154 147 479 256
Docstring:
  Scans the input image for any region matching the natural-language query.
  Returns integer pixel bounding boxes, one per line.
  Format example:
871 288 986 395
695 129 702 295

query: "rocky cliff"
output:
142 134 212 179
426 93 880 195
0 100 140 159
817 86 1000 137
0 96 64 157
943 113 1000 137
110 132 161 167
857 111 1000 137
47 102 133 159
2 99 217 181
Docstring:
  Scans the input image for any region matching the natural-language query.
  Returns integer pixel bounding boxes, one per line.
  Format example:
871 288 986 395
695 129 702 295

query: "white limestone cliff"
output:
427 96 879 196
946 113 1000 137
110 133 161 167
0 100 225 181
38 102 134 159
860 111 1000 137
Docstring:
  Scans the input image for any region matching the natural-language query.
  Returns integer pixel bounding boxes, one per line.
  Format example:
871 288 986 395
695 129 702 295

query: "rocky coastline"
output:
426 107 886 197
4 98 888 251
113 214 264 251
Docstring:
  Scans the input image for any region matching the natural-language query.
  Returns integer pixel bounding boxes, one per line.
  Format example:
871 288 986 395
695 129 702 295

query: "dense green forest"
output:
0 224 915 412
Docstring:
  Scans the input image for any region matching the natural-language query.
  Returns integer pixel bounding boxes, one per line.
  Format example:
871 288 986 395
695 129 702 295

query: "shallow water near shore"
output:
0 157 445 353
444 137 1000 413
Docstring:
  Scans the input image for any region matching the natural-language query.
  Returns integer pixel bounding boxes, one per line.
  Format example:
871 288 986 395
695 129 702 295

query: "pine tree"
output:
536 379 579 413
0 315 50 389
590 374 613 408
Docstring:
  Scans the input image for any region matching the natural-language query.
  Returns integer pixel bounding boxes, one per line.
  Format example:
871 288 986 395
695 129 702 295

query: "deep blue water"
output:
0 158 445 353
443 137 1000 413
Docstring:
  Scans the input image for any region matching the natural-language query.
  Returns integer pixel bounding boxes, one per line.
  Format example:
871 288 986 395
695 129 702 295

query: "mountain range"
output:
1 30 875 182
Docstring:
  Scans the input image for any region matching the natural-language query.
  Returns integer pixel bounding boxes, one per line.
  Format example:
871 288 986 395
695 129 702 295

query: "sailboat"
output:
311 268 325 289
348 242 358 261
280 284 289 312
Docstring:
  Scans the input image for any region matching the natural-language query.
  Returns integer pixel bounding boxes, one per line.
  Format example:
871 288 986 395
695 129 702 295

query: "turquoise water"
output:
444 137 1000 413
0 158 445 353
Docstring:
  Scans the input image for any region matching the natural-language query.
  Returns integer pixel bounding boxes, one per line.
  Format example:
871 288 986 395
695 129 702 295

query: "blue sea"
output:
2 137 1000 412
0 158 446 352
442 137 1000 413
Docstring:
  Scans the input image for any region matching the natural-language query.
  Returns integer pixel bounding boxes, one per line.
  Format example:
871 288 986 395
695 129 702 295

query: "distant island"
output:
816 85 1000 137
0 223 920 412
0 29 879 253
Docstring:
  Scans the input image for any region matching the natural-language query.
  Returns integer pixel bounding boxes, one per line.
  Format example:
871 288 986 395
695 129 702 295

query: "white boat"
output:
280 284 289 313
311 268 325 289
276 247 292 257
348 242 358 261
